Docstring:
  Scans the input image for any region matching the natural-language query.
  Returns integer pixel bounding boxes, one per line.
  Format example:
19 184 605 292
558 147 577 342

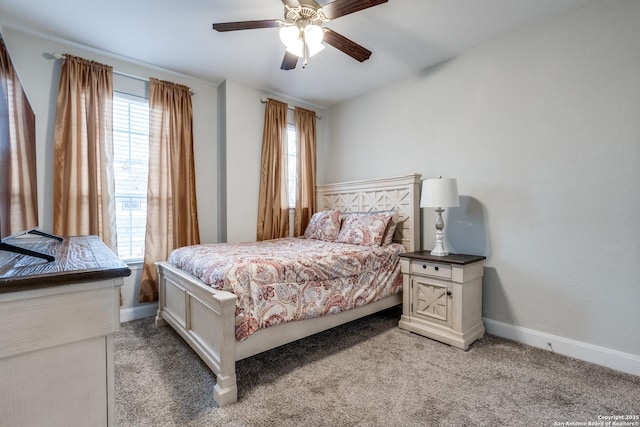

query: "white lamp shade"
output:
279 26 300 49
307 42 325 57
285 40 304 57
421 178 460 208
304 24 324 45
304 25 325 57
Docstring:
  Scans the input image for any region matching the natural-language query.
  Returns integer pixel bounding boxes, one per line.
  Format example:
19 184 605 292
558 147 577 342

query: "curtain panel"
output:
139 78 200 303
0 37 38 237
293 106 317 237
53 54 117 251
256 98 289 241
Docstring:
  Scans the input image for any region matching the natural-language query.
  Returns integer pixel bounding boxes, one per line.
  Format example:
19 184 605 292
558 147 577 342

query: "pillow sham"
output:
337 212 393 246
303 209 342 241
341 210 399 245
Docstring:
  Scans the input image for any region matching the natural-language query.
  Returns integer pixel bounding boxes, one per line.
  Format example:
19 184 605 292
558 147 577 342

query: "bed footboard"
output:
155 261 239 405
155 260 403 407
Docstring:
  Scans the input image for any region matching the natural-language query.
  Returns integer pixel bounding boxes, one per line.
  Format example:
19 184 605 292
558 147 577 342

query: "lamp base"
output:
430 242 449 257
431 227 449 256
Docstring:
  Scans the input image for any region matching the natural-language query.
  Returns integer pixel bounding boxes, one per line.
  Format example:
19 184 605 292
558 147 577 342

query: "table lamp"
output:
421 177 459 256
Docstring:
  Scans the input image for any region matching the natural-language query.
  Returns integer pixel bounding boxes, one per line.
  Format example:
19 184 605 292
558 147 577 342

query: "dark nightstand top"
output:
399 251 486 265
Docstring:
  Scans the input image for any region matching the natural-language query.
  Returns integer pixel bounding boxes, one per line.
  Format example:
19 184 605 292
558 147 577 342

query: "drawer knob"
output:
422 264 426 269
434 266 439 271
446 291 452 296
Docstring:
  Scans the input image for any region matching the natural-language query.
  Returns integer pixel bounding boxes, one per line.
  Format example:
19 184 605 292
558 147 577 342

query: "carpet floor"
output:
115 307 639 426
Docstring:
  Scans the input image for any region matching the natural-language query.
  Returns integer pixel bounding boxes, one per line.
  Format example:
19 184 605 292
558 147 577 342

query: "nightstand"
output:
398 251 486 350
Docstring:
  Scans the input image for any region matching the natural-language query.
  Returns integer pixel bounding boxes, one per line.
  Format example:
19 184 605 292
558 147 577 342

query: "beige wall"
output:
322 0 640 360
219 79 327 243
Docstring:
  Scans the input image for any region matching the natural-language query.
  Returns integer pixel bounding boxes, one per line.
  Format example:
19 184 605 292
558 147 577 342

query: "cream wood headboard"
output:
316 174 421 252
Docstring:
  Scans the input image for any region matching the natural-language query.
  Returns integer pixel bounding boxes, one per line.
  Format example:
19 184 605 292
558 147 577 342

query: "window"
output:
286 123 297 208
112 92 149 260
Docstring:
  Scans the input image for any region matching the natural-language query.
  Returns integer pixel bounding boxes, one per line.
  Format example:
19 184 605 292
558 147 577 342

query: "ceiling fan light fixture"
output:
212 0 387 70
279 25 300 49
307 41 325 57
281 23 325 59
285 40 304 57
309 42 326 57
285 39 324 58
304 24 324 46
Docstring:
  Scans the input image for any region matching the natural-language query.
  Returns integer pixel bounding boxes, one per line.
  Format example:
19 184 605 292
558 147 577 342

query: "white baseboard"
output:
483 318 640 377
120 303 158 323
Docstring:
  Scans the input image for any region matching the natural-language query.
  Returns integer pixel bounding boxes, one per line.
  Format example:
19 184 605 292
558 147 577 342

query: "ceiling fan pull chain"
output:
302 37 309 68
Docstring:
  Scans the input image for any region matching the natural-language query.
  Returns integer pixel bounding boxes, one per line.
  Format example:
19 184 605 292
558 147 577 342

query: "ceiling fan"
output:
212 0 388 70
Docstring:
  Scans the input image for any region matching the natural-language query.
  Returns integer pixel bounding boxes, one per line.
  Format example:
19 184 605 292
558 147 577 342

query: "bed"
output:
154 173 421 406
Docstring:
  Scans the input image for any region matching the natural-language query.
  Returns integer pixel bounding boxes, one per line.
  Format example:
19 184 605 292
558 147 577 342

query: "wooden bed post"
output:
155 264 168 328
212 292 238 405
154 262 240 405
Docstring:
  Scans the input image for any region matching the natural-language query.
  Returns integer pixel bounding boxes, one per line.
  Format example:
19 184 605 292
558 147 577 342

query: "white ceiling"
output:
0 0 591 108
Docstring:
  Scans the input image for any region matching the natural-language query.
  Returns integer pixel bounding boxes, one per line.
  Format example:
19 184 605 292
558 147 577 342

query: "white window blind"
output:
287 123 297 208
112 92 149 260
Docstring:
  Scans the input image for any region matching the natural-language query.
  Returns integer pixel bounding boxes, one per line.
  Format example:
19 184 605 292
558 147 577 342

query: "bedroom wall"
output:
219 79 327 243
1 27 219 318
321 0 640 371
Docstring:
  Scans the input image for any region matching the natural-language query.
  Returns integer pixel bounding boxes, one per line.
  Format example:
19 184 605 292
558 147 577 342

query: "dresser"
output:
398 251 486 350
0 235 130 427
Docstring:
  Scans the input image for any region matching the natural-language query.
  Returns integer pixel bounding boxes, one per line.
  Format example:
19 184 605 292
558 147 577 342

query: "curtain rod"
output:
260 98 321 120
51 52 196 95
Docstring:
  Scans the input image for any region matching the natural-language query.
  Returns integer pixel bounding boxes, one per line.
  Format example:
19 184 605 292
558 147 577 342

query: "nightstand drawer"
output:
411 260 452 279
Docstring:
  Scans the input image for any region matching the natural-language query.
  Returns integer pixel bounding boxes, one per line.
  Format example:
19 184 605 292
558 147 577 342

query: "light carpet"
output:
115 307 639 426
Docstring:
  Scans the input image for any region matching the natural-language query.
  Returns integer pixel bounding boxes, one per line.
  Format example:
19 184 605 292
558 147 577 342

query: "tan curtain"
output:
139 78 200 303
293 107 317 236
256 98 289 241
53 54 116 250
0 37 38 237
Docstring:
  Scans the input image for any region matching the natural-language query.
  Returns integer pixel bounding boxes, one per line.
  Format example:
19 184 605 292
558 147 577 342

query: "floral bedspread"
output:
167 238 404 341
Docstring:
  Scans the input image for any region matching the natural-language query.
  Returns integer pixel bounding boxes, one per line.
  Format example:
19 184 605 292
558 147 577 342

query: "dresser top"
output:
0 235 131 293
400 250 486 265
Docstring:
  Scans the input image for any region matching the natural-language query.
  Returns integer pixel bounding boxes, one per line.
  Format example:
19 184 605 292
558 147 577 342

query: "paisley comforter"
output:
167 237 404 341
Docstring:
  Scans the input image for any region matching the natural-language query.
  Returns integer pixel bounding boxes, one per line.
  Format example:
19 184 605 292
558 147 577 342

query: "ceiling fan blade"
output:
281 0 301 8
281 51 299 70
321 0 388 20
323 29 371 62
212 20 280 32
